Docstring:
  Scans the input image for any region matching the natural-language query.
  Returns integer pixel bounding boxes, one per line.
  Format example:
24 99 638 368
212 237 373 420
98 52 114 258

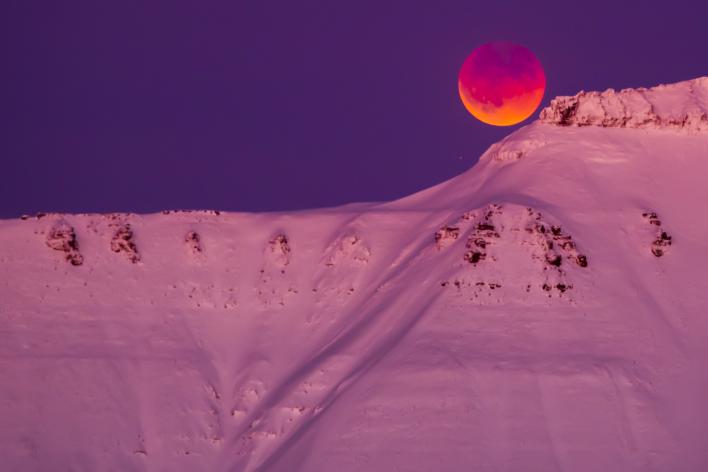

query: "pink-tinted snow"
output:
1 78 707 471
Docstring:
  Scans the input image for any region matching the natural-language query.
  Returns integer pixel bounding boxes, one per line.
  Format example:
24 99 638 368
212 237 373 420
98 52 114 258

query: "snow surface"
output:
2 78 708 472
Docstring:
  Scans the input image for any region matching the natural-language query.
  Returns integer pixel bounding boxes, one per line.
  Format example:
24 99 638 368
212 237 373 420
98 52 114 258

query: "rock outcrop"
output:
539 77 708 131
642 211 673 257
185 231 204 256
110 224 141 263
45 221 84 266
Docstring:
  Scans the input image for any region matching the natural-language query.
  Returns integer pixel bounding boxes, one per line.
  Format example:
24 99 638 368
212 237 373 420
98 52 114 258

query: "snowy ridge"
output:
2 78 708 471
539 77 708 131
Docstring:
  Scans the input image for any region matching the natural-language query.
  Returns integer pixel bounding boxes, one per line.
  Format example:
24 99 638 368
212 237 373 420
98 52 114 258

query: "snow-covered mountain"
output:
1 77 707 472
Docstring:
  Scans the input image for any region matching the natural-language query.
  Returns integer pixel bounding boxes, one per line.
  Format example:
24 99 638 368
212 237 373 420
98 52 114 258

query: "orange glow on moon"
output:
458 42 546 126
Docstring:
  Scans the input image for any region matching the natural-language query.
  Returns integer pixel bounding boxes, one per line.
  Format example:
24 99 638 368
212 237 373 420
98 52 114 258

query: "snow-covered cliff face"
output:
2 79 708 472
539 77 708 131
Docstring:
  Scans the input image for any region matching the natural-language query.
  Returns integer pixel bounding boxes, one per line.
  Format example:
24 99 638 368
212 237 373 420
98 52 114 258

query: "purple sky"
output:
1 1 706 218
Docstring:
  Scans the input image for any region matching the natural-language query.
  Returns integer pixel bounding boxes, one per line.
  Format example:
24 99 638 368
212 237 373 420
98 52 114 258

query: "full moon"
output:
458 42 546 126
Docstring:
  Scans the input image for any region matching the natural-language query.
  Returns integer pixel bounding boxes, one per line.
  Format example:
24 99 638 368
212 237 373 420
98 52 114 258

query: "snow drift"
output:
1 78 708 472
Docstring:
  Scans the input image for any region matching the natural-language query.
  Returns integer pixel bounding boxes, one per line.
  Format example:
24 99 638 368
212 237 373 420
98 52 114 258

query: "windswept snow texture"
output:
2 79 708 472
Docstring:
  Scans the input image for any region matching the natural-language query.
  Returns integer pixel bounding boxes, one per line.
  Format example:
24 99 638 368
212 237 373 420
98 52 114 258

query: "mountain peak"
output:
539 76 708 131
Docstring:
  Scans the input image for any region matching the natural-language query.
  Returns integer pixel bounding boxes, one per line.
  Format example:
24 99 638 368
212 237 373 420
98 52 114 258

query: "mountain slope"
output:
1 77 707 472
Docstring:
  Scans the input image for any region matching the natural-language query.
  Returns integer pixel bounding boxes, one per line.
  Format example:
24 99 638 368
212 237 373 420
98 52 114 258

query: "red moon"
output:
458 42 546 126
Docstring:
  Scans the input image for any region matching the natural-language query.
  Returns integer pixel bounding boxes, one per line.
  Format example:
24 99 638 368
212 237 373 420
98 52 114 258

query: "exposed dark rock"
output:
185 231 203 255
464 251 485 264
558 100 579 126
264 234 291 274
546 254 562 267
111 224 141 263
271 234 290 258
461 204 503 266
643 211 672 257
46 222 84 266
528 216 587 270
434 226 460 249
